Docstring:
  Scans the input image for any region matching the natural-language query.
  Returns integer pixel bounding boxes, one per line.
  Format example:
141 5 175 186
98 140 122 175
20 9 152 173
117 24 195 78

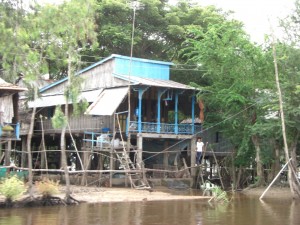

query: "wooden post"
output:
163 141 168 175
210 145 225 189
4 140 11 167
190 137 196 177
137 134 143 166
260 158 292 200
21 137 27 168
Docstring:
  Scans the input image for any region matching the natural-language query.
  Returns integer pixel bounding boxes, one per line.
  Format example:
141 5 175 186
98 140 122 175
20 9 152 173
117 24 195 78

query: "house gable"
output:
39 54 174 94
113 55 172 80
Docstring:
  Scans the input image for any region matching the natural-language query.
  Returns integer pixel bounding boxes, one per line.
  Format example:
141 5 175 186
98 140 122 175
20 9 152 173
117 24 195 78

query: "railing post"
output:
175 92 178 134
15 123 20 139
138 89 143 133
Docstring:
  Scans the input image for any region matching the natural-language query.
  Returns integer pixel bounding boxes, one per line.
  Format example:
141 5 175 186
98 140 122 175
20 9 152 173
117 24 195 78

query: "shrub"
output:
35 178 60 198
210 185 229 203
2 125 14 131
0 175 26 202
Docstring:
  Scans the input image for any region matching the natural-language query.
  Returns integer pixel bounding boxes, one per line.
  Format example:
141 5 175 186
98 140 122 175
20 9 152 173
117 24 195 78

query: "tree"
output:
0 0 28 82
0 0 50 198
182 16 274 188
30 0 98 203
266 0 300 198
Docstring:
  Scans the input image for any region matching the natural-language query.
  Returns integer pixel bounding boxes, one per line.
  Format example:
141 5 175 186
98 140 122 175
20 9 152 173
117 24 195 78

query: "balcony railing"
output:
35 116 104 133
128 121 201 135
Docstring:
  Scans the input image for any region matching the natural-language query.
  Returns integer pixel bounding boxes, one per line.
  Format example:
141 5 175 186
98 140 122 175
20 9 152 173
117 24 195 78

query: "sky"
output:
31 0 296 44
197 0 295 43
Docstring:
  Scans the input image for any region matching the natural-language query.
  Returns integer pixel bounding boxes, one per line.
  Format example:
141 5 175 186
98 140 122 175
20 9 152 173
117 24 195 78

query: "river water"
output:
0 193 299 225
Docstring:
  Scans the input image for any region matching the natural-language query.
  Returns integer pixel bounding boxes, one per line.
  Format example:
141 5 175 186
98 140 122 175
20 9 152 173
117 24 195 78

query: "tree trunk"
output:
252 135 265 186
26 87 37 198
268 138 281 183
271 34 298 198
60 124 71 202
40 116 48 171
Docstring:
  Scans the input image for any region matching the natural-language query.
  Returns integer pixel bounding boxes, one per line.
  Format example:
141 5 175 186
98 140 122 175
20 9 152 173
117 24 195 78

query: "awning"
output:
85 87 128 116
28 89 103 108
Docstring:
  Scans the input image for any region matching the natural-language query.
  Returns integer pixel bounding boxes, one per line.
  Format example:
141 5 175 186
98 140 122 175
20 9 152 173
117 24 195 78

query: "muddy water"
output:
0 194 299 225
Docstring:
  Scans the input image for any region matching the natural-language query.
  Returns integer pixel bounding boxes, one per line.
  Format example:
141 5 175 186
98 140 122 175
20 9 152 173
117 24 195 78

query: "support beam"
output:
21 137 27 168
137 134 143 167
163 141 169 172
5 140 11 167
190 136 196 177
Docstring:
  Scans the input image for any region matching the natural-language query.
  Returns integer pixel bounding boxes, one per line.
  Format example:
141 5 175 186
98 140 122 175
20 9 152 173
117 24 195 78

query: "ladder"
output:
114 148 151 189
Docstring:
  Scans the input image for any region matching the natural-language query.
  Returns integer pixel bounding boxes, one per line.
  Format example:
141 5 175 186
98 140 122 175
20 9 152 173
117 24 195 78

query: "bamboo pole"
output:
259 158 291 200
209 145 225 189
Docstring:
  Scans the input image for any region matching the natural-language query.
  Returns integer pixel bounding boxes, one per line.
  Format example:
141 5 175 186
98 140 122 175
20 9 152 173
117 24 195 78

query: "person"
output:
195 137 204 165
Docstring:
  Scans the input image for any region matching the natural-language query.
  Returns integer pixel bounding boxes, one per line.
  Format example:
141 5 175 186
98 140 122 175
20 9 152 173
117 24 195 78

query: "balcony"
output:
128 121 201 135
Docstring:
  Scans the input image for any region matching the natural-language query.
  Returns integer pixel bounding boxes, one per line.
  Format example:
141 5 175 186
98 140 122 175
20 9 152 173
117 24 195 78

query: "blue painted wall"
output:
114 57 170 80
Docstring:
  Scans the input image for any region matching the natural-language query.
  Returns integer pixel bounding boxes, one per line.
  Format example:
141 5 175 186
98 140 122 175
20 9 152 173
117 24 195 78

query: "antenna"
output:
127 1 142 151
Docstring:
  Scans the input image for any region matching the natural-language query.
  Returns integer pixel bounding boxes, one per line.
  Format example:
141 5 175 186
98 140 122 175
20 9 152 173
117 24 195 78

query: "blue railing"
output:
128 121 201 135
0 123 20 139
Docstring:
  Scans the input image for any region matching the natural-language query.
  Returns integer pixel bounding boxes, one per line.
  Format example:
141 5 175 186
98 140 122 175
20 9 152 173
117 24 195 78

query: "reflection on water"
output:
0 193 299 225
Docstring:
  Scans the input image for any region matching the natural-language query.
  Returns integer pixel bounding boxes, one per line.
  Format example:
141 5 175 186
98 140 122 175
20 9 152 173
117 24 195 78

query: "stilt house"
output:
26 54 203 186
0 78 27 166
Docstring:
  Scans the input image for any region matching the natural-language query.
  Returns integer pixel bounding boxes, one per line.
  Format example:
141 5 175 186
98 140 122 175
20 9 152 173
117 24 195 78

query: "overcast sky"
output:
197 0 295 43
32 0 295 43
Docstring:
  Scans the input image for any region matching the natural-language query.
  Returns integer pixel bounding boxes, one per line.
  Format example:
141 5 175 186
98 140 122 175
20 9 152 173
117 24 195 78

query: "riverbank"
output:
57 186 211 203
0 185 294 208
0 185 211 207
241 186 293 199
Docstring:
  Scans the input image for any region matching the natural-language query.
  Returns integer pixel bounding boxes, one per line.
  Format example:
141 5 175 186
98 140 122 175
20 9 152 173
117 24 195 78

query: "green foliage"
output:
35 178 60 198
204 182 229 203
51 106 67 129
168 110 186 123
0 176 26 202
2 125 14 132
211 186 229 203
74 99 89 116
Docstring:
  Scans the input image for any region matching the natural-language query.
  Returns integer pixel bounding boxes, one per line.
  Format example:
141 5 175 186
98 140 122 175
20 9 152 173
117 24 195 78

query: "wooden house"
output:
0 78 27 166
26 54 203 186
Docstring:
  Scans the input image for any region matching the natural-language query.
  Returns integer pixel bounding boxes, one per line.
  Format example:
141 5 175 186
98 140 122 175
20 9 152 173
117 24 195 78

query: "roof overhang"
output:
85 87 128 116
28 89 103 108
113 74 195 90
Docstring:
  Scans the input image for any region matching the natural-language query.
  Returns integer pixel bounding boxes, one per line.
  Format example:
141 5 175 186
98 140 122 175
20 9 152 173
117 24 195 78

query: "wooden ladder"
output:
114 149 151 189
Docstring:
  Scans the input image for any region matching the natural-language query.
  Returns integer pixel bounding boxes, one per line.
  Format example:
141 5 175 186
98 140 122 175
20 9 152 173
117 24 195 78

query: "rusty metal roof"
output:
0 78 27 91
114 74 194 90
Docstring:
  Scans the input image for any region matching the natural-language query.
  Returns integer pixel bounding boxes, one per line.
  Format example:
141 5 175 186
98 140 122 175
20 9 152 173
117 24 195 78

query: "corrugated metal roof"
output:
85 87 128 116
114 74 194 90
28 89 103 108
40 54 174 93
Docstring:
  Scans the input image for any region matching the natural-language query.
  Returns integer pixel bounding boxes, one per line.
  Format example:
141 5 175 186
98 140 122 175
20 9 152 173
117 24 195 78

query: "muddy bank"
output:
1 185 294 208
241 187 293 199
57 186 211 203
0 185 211 208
